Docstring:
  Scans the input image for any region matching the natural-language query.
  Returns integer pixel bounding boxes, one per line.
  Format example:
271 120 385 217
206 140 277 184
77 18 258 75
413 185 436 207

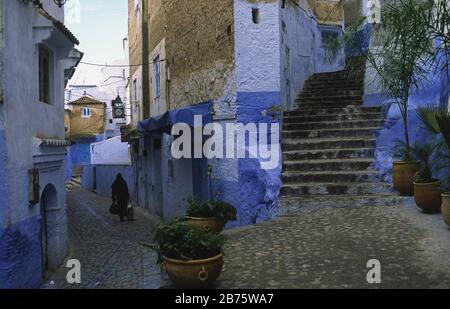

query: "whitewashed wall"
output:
280 0 320 110
234 0 281 93
91 136 131 165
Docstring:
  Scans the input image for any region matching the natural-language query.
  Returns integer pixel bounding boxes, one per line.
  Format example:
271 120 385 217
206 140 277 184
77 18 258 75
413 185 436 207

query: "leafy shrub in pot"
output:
186 198 237 234
154 219 226 288
391 139 420 196
413 141 449 214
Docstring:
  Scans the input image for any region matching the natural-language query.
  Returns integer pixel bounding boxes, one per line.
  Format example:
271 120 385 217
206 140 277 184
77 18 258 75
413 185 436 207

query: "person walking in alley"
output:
111 173 130 222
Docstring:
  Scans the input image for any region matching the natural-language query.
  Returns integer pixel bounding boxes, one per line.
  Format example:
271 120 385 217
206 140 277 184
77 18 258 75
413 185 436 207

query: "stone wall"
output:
128 0 142 80
68 104 105 138
145 0 235 112
308 0 344 25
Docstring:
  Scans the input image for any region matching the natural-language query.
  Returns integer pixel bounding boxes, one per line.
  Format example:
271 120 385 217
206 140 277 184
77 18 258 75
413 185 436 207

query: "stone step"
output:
299 90 364 97
281 170 379 183
302 86 363 93
282 137 376 151
283 119 384 131
305 79 364 86
297 102 364 109
282 127 381 139
278 194 403 215
300 89 364 96
283 158 374 172
297 95 363 102
280 181 392 196
283 112 383 123
310 74 364 82
284 106 382 116
282 147 374 161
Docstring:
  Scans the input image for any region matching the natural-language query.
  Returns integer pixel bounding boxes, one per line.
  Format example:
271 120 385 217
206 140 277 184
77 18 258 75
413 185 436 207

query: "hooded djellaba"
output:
112 173 130 222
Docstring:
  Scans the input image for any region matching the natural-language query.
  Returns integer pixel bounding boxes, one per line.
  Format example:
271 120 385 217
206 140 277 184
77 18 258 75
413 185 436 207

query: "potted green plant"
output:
391 139 421 196
327 1 436 195
154 219 226 288
186 198 237 234
413 141 448 214
417 105 450 223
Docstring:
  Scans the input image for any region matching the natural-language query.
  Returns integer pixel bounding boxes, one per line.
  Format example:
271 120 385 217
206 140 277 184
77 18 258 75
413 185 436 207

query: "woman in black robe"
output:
111 173 130 222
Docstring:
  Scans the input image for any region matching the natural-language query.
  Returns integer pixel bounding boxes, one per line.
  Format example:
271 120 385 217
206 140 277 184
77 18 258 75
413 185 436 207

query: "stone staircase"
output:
279 69 400 215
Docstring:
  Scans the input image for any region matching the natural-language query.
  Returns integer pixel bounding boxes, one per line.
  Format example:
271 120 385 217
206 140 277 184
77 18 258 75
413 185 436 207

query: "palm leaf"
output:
436 114 450 151
416 104 446 134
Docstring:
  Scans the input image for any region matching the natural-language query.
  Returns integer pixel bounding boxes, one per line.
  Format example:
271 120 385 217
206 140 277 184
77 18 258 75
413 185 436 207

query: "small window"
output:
39 46 51 104
82 106 91 118
109 119 113 124
153 56 161 98
252 8 260 24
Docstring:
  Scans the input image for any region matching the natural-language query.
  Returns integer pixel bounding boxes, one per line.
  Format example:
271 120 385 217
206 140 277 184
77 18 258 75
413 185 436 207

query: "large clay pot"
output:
162 254 224 288
414 181 442 214
393 161 420 196
441 193 450 226
186 217 225 234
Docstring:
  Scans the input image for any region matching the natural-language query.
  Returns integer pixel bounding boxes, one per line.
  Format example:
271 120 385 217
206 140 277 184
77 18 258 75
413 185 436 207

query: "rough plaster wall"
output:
0 1 70 288
308 0 344 25
343 0 363 26
91 136 131 165
209 0 282 226
69 104 105 137
0 0 3 108
161 134 194 219
84 165 136 202
128 0 143 80
130 67 143 128
163 0 235 110
0 0 8 228
280 0 320 110
235 0 280 92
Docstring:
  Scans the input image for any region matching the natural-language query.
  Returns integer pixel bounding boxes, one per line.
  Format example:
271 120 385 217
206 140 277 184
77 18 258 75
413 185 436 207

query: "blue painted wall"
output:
0 216 42 289
0 130 9 226
373 46 450 187
82 164 135 202
66 135 104 179
212 91 282 227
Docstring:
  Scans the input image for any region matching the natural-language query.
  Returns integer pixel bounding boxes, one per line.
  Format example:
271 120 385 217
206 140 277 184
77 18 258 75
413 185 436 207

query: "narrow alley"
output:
44 188 162 289
46 187 450 289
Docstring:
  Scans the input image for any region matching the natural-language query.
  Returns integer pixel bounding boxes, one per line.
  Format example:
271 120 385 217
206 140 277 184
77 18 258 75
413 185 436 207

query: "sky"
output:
65 0 128 85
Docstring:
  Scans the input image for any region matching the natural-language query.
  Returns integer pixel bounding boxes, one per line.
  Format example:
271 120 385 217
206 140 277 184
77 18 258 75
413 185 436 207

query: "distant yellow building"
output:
66 96 106 140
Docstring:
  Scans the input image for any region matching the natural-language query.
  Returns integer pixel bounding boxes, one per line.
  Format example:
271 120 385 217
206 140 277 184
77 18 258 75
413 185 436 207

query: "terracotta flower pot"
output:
186 217 225 234
393 161 420 196
441 193 450 226
414 181 442 214
162 254 224 288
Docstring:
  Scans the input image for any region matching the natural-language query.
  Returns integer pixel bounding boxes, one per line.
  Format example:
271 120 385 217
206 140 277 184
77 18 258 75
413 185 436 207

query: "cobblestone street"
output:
219 202 450 289
44 188 161 289
46 188 450 289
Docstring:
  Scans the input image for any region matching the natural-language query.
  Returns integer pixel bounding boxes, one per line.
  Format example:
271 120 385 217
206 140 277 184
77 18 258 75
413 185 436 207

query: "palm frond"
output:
416 104 447 134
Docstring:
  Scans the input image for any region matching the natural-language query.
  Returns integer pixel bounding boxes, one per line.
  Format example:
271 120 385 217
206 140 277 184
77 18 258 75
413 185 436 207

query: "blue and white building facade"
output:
0 0 81 288
135 0 350 226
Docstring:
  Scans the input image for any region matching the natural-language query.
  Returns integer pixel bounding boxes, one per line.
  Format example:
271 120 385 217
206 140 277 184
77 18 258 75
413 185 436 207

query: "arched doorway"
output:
40 184 58 279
